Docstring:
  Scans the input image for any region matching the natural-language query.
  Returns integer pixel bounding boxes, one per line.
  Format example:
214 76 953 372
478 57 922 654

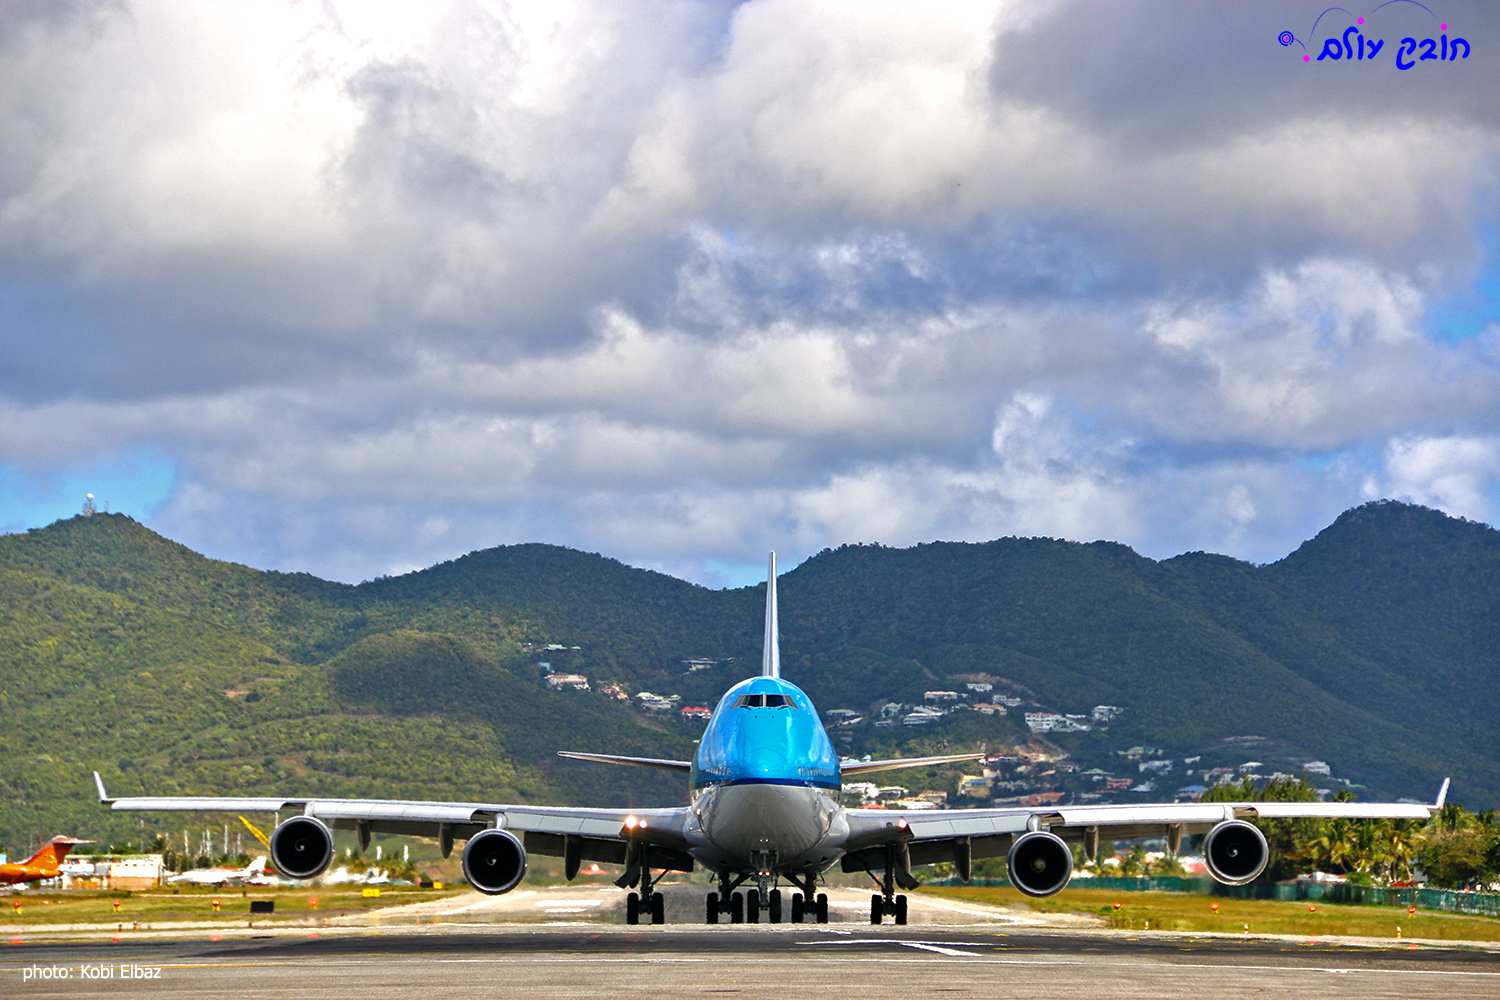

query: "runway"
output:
5 885 1499 999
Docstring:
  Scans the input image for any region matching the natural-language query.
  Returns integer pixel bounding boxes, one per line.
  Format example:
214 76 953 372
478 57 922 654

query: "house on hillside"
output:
546 673 589 691
1025 712 1064 731
635 692 681 712
958 775 990 798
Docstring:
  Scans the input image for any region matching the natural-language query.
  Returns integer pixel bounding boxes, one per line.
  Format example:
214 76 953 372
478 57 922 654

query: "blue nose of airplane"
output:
745 747 790 777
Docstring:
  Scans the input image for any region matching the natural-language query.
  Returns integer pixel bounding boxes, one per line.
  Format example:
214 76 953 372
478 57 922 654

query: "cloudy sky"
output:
2 0 1498 587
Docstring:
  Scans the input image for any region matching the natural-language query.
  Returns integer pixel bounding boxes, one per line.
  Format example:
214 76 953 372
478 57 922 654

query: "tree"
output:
1202 776 1320 881
1417 829 1491 889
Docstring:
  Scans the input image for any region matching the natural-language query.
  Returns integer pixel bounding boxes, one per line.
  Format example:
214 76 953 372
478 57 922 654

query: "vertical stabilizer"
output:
762 551 780 678
21 836 89 870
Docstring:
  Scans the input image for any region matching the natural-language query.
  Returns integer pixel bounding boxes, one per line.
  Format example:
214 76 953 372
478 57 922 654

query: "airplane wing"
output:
93 772 692 873
840 753 985 776
840 779 1447 885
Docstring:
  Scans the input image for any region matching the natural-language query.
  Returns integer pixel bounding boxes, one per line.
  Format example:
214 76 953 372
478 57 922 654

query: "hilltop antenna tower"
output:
82 494 96 517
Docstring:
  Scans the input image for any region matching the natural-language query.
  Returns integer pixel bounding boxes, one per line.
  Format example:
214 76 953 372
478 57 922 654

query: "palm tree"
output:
1120 844 1150 878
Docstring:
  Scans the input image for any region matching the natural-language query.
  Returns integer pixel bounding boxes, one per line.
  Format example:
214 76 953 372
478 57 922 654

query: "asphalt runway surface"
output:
5 885 1499 999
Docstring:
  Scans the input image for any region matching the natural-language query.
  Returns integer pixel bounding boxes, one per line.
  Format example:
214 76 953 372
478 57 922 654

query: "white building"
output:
635 692 681 712
1025 712 1062 731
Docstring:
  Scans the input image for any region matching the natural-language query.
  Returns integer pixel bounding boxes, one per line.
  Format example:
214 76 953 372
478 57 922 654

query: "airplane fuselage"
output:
0 864 57 886
685 676 846 874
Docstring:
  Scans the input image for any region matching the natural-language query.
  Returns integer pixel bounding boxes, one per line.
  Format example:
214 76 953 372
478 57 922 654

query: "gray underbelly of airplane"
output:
684 783 847 873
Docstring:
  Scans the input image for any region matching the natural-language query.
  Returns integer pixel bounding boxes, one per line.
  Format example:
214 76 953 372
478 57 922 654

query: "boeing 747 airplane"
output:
96 554 1447 924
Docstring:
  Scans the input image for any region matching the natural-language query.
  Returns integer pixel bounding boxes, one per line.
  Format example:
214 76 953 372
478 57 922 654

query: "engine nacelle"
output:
1006 830 1074 898
1203 820 1269 885
461 828 527 895
268 816 335 880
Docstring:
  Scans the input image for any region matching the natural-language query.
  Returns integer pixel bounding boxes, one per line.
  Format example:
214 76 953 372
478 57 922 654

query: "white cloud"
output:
1382 435 1500 524
2 1 1499 584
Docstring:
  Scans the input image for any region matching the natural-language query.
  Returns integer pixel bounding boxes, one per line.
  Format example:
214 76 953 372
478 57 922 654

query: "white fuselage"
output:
684 782 846 874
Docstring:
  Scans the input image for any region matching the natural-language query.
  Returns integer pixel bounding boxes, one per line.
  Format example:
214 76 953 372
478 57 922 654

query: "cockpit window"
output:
734 693 798 709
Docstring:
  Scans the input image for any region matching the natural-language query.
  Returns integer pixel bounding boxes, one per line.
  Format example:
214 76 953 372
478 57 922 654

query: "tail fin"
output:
21 836 90 870
248 856 267 875
762 551 780 679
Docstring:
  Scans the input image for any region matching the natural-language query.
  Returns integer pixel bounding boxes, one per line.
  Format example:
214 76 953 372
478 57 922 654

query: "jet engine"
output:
1203 820 1268 885
268 816 335 880
1006 830 1074 898
461 828 528 895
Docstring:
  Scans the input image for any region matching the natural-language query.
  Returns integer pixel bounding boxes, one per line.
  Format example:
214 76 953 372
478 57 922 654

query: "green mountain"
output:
0 500 1495 855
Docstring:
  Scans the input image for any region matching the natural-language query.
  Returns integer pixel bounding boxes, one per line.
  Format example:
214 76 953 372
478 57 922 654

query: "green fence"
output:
925 876 1500 917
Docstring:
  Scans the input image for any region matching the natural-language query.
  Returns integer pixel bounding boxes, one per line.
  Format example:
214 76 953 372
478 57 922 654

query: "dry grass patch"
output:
0 885 464 927
919 885 1500 942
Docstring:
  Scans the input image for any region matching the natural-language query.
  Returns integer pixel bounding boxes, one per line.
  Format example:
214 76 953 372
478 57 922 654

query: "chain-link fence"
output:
925 875 1500 917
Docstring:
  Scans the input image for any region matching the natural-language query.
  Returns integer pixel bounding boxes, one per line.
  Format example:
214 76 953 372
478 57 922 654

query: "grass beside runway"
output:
0 885 465 927
919 885 1500 942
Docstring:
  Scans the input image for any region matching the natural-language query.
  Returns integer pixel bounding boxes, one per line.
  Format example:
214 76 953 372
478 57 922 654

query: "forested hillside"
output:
0 500 1495 855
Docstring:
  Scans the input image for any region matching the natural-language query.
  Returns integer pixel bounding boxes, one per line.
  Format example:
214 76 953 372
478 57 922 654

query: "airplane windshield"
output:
734 693 798 709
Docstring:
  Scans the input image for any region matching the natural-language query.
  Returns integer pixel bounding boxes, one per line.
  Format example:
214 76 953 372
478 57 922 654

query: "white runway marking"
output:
800 938 987 956
440 890 533 914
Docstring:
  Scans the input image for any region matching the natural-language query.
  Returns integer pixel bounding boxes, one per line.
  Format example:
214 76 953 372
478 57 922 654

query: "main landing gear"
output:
704 872 829 924
870 892 907 925
625 889 665 925
624 847 670 925
869 843 916 925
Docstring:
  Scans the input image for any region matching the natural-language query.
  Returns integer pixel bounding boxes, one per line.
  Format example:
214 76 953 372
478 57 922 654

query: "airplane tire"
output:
790 893 805 924
626 892 640 925
769 889 782 924
730 892 744 923
651 891 665 925
816 893 829 923
746 888 760 923
895 894 908 925
706 891 719 924
870 894 883 925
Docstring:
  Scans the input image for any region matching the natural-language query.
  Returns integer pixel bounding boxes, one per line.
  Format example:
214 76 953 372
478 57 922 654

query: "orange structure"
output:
0 837 92 886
